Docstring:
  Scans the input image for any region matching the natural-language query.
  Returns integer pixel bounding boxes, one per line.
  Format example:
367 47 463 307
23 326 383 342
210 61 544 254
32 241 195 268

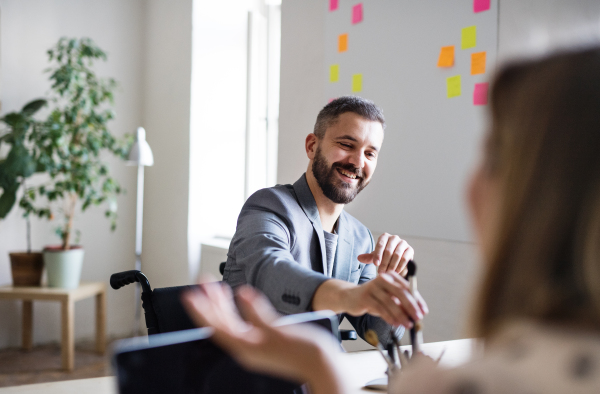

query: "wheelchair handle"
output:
110 270 152 293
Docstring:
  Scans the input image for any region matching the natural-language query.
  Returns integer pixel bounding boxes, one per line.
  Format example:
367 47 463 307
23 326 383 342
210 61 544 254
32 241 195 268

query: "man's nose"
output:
348 150 365 169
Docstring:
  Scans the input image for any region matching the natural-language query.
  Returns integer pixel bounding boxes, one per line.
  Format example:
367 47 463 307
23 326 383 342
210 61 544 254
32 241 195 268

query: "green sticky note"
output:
461 26 476 49
330 65 339 82
447 75 461 98
352 74 362 92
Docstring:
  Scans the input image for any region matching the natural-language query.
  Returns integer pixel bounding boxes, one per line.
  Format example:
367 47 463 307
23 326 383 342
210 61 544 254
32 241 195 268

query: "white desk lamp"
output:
127 127 154 336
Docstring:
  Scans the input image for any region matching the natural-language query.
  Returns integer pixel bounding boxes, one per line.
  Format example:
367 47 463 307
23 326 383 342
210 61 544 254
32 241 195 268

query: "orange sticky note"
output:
437 46 454 67
338 34 348 53
471 52 486 75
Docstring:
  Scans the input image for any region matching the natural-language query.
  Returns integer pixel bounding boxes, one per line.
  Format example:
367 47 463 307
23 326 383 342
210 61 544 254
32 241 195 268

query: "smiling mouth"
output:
336 167 359 181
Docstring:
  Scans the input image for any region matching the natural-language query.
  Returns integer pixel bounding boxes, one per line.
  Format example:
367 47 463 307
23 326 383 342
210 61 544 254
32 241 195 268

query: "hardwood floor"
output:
0 339 118 388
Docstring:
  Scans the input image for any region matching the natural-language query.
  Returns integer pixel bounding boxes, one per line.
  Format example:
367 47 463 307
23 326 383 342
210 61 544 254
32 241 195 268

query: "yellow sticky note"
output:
437 46 455 67
461 26 476 49
471 51 486 75
447 75 461 98
330 64 339 82
338 33 348 53
352 74 362 92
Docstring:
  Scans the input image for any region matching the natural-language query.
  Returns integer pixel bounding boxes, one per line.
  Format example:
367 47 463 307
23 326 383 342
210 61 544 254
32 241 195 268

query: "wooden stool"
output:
0 282 106 371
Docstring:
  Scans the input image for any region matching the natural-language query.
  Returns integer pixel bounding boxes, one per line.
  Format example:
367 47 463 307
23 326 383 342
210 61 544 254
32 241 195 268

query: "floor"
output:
0 339 116 388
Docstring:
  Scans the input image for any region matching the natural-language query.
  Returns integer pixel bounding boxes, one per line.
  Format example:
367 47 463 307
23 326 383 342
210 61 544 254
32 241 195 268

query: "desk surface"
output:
0 338 475 394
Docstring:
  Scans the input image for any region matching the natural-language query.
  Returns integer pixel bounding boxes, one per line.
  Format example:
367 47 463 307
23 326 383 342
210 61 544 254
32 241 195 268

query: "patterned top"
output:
390 321 600 394
323 229 338 277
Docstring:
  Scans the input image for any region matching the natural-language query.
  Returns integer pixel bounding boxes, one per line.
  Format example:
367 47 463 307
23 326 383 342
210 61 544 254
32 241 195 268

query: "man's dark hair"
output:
313 96 385 139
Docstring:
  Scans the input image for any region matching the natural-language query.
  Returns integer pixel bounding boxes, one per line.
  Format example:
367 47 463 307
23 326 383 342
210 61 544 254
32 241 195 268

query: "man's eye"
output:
366 152 376 158
340 143 352 148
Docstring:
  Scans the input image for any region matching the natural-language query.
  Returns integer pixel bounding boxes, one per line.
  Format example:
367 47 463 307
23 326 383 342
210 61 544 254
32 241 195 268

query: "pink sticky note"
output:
352 3 363 24
474 0 490 13
329 0 339 11
473 83 489 105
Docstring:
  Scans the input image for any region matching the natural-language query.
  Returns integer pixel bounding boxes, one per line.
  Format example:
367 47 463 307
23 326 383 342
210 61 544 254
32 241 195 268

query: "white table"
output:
0 339 475 393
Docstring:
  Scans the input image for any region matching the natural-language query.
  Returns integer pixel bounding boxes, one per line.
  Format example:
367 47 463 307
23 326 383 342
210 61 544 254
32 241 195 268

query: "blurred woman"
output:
183 47 600 394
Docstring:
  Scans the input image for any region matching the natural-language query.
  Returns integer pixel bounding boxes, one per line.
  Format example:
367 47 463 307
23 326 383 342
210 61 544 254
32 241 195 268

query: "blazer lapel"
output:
293 174 327 275
332 212 353 282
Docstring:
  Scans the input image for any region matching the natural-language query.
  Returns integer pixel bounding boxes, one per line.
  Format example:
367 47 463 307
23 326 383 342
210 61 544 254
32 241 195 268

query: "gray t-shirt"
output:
323 229 338 277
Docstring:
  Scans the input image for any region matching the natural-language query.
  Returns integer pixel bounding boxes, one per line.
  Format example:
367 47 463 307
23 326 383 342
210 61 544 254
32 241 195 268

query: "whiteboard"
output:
324 0 498 242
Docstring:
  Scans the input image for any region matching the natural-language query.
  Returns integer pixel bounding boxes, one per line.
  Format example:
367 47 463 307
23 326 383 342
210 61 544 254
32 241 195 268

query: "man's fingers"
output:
372 235 414 274
368 285 413 327
372 233 391 267
386 242 404 274
414 290 429 315
377 274 424 321
357 253 376 265
399 242 414 273
390 240 413 274
387 271 427 316
378 235 401 274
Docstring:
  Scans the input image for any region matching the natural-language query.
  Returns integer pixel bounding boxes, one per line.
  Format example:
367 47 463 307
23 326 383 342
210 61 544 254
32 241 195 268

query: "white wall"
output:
140 0 193 289
279 0 600 342
278 1 325 186
0 0 143 347
498 0 600 62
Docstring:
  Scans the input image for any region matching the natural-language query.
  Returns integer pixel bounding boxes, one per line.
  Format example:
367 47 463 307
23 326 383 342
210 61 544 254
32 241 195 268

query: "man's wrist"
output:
312 279 356 313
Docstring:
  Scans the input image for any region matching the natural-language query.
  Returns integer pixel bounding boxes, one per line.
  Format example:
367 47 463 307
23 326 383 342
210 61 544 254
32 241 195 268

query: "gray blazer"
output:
223 174 403 344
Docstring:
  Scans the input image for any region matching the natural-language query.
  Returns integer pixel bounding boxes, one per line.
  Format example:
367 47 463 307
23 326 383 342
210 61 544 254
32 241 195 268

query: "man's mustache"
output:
331 162 363 179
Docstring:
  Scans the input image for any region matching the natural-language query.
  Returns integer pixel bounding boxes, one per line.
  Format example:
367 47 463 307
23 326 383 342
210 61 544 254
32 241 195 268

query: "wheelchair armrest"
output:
340 329 357 341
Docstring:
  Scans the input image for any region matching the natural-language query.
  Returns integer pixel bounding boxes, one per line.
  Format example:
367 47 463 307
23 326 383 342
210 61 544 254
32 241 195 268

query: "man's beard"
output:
311 145 369 204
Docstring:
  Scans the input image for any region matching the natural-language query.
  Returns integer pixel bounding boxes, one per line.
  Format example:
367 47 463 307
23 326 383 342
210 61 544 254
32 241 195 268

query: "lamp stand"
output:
133 164 145 336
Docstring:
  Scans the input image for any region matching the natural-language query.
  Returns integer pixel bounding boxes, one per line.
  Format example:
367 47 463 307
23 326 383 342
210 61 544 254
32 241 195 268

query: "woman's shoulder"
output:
390 321 600 394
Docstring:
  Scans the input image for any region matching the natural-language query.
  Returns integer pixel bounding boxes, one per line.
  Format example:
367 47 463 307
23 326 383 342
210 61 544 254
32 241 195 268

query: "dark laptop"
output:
112 311 339 394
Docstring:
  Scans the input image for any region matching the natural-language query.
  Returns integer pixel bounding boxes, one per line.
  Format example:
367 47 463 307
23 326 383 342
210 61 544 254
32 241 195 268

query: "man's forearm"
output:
311 279 356 313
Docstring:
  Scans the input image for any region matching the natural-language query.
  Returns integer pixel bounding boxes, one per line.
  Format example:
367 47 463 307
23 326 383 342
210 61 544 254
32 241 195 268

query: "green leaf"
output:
4 143 36 178
2 112 26 130
0 183 19 218
21 99 48 117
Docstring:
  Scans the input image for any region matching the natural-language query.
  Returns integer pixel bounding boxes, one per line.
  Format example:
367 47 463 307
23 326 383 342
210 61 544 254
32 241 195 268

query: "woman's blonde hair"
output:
472 47 600 338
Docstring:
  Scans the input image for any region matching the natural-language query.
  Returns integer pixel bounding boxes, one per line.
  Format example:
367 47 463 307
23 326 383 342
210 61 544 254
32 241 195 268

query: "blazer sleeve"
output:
342 229 406 345
230 200 329 315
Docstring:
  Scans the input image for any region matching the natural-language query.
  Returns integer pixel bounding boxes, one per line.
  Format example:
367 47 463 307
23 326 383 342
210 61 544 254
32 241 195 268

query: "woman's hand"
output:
182 282 347 394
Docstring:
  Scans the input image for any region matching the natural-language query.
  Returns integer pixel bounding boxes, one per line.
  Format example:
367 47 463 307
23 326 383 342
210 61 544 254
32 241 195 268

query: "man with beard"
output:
223 96 428 344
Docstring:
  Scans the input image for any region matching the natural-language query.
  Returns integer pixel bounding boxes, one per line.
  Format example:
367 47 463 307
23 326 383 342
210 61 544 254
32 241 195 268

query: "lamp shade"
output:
127 127 154 166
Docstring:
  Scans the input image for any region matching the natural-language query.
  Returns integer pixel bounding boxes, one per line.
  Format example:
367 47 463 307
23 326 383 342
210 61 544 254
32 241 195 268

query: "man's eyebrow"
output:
334 135 379 152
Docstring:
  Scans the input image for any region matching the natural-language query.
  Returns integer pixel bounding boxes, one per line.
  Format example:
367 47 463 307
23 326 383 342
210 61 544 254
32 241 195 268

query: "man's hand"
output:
312 272 428 328
358 233 414 275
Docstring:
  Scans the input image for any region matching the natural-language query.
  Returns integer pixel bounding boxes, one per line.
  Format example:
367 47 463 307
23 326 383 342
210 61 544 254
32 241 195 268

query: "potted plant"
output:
20 37 132 289
0 99 48 286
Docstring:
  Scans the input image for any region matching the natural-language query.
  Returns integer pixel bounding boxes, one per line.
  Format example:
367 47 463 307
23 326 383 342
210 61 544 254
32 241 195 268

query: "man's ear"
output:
305 133 318 160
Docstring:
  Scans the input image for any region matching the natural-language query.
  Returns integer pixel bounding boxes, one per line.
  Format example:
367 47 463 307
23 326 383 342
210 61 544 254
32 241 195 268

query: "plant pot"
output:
43 246 85 289
9 252 44 286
